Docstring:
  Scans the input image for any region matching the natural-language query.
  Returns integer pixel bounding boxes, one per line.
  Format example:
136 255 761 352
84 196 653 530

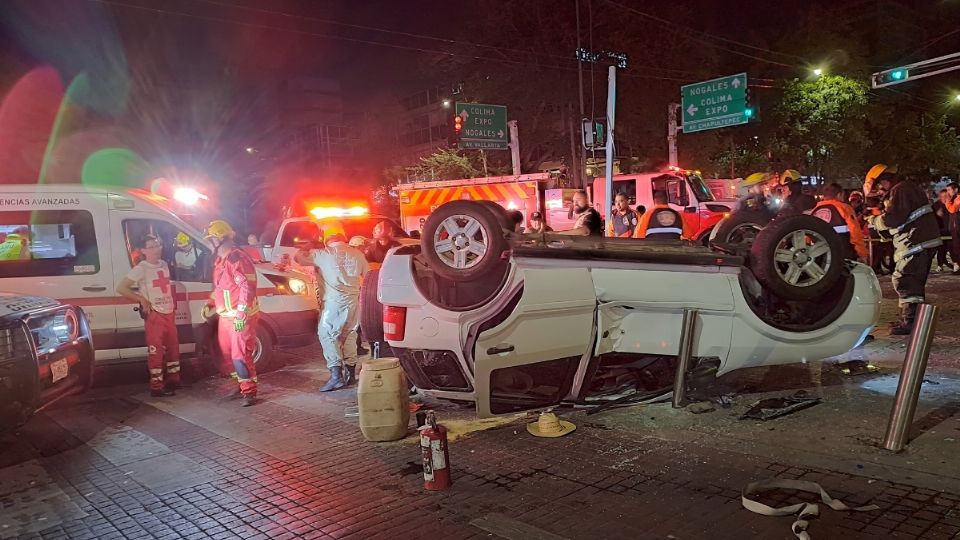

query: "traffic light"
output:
872 67 910 88
744 87 756 121
449 114 463 147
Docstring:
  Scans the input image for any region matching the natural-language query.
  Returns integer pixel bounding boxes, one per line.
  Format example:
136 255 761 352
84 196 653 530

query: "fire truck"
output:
396 173 581 233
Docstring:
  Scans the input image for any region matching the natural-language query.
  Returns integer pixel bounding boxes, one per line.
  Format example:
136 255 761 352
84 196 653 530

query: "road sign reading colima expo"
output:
455 103 508 150
681 73 749 134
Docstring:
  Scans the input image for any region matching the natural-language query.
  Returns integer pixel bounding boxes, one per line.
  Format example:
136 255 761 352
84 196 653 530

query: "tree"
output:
410 148 481 181
772 75 869 178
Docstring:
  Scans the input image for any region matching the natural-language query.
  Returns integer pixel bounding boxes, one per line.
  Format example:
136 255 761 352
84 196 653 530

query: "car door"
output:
110 213 214 360
473 267 597 417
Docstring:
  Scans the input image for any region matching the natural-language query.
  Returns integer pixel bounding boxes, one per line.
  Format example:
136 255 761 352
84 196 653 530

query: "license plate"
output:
51 358 69 383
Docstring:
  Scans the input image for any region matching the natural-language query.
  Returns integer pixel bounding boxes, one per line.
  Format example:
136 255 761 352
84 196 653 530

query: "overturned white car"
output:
363 200 880 417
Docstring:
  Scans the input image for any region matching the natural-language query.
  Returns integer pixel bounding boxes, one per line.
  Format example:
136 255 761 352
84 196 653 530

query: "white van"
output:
0 185 319 370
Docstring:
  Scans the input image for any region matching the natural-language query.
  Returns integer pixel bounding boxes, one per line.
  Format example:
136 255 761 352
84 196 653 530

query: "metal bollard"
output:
672 309 698 409
882 304 938 452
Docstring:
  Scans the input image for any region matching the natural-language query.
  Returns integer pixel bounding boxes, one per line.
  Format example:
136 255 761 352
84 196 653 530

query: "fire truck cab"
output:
592 168 735 242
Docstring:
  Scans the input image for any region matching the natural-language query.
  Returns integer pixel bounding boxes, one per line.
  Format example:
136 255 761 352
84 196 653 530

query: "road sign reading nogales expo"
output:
681 73 749 134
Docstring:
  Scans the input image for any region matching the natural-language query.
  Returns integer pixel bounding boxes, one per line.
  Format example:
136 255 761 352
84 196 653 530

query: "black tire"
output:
422 200 510 282
711 209 774 245
360 268 385 344
253 324 276 372
476 200 515 230
750 214 845 301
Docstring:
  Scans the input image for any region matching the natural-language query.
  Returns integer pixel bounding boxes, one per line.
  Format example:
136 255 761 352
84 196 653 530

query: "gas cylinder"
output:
419 411 451 490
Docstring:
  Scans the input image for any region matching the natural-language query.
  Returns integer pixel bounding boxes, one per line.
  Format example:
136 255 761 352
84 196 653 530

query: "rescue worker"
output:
933 189 952 272
528 211 552 233
509 210 525 233
867 172 942 335
303 221 369 392
812 183 867 261
174 232 201 281
365 221 402 264
0 226 31 261
848 191 865 218
736 172 775 214
944 182 960 273
204 220 260 406
564 190 602 236
606 193 639 238
116 235 180 397
776 170 816 218
634 190 693 239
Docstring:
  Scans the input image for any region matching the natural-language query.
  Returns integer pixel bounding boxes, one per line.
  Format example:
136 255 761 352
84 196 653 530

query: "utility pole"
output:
603 65 617 230
480 149 489 177
575 0 586 188
508 120 521 176
667 103 680 167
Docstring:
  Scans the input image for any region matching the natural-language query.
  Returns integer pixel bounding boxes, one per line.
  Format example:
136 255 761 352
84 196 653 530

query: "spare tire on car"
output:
360 268 385 345
422 200 510 282
750 214 845 301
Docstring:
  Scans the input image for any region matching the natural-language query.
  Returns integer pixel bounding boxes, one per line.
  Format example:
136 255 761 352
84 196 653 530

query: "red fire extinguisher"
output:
419 411 451 490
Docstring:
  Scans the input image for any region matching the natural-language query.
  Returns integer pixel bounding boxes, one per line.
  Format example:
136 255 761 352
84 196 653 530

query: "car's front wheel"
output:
253 324 276 372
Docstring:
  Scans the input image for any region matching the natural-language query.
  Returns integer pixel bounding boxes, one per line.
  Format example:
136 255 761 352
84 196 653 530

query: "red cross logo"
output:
152 270 171 294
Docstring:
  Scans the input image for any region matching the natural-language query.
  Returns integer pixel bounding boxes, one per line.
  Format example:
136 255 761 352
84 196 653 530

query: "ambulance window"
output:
280 221 320 247
651 175 690 207
0 210 99 277
122 219 212 283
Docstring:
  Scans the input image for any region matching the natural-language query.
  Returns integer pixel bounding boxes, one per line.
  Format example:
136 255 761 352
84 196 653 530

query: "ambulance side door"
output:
110 212 214 359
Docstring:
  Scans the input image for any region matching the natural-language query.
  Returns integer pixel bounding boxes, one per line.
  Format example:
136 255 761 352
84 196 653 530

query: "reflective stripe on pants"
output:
146 310 180 391
892 249 931 307
219 314 258 396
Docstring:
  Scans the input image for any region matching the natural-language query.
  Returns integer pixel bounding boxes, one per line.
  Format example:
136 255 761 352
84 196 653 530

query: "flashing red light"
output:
309 206 369 220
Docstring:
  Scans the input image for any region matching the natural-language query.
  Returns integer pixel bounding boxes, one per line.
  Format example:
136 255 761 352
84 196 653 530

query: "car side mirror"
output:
684 206 697 213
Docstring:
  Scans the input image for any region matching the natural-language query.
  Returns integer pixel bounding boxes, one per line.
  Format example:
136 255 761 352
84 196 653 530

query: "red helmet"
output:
373 221 393 240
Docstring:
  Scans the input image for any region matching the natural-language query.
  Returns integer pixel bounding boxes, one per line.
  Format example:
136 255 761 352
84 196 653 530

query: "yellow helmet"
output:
205 220 235 240
742 172 773 187
322 221 346 243
864 164 898 194
780 169 802 185
175 232 191 247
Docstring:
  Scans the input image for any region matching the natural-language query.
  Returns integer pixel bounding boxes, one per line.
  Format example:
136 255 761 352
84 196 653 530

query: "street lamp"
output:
954 94 960 103
442 99 452 108
812 68 824 77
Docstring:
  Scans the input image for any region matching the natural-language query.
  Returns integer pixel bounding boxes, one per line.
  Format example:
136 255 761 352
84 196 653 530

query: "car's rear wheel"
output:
422 200 510 282
750 214 844 301
360 268 386 346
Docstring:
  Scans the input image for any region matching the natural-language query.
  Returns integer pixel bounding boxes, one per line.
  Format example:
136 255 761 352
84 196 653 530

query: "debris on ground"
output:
712 394 735 408
836 360 880 377
742 477 878 540
740 391 822 421
687 401 716 414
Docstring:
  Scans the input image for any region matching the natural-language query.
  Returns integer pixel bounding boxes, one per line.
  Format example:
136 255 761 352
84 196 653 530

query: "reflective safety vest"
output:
812 200 867 260
637 207 684 239
607 210 638 238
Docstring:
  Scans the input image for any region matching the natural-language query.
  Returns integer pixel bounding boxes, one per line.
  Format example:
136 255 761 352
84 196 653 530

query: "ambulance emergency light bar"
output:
871 51 960 89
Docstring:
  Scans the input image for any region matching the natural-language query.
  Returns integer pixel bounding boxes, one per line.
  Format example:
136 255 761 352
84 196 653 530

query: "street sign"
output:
455 103 508 150
681 73 749 134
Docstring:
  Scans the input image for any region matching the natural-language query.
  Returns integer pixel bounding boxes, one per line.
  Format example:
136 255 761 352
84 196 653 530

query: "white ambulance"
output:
0 185 319 370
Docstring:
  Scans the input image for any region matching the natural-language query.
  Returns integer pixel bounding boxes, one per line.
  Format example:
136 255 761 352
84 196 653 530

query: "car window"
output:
651 175 688 206
687 174 715 202
0 210 99 277
280 221 321 247
122 219 212 283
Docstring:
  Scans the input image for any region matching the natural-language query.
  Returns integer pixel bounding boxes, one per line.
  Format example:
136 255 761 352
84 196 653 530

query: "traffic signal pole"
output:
667 102 679 167
508 120 520 176
604 65 616 229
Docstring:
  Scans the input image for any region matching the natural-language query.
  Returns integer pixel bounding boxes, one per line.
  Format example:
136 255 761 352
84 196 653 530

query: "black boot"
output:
343 364 356 386
319 367 345 392
890 304 918 335
242 394 258 407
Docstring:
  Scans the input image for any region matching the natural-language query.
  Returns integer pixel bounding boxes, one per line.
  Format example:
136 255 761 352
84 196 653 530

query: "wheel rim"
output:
772 229 832 287
729 222 761 244
432 214 489 269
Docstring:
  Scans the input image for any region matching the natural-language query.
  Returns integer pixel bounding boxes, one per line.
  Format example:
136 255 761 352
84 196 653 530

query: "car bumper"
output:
261 309 318 348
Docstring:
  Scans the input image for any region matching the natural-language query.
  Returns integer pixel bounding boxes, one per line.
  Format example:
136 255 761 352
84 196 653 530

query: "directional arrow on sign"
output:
459 110 470 120
497 129 504 138
686 104 699 116
731 77 742 89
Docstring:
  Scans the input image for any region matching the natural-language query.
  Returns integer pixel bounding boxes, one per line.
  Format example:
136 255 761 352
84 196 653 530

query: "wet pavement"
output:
1 274 960 539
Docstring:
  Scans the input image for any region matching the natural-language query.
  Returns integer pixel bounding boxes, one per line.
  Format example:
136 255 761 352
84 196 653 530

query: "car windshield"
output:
687 174 715 202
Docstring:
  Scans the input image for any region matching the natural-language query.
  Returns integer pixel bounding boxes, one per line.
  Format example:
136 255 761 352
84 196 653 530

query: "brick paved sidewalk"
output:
2 364 959 540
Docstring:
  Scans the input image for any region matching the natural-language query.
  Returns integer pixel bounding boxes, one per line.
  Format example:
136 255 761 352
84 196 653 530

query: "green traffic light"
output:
891 69 906 81
744 108 754 118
